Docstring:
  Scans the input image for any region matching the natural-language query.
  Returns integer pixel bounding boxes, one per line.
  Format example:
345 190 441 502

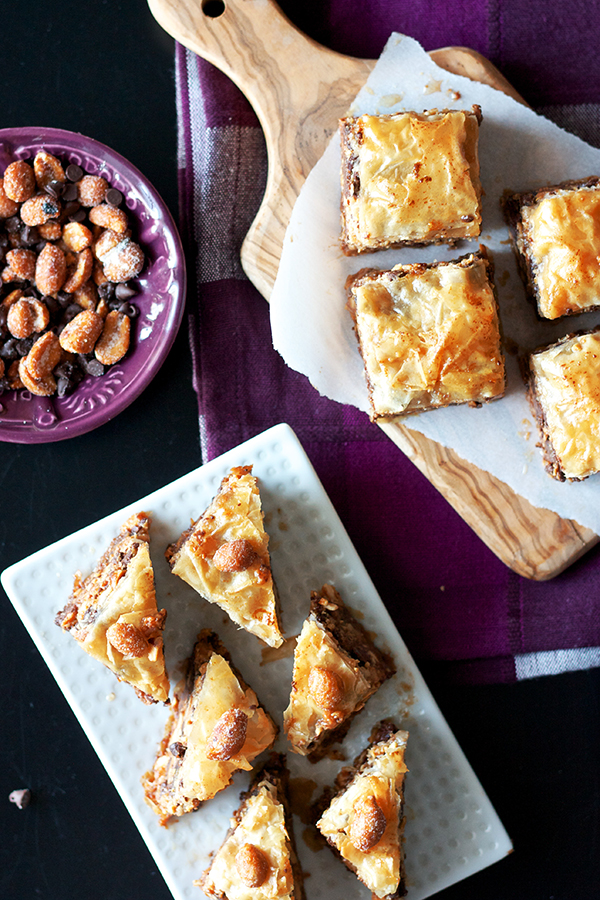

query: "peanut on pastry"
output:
205 708 248 760
235 844 269 888
348 795 387 853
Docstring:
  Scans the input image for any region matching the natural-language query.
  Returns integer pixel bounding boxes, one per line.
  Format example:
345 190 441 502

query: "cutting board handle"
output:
148 0 524 296
149 0 374 294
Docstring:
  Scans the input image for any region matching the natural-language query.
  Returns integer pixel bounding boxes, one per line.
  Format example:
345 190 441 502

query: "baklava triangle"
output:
316 721 409 900
283 584 395 760
197 753 305 900
55 511 169 704
166 466 283 648
142 630 277 825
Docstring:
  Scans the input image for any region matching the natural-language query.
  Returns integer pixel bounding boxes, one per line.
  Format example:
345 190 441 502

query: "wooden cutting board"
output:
148 0 599 579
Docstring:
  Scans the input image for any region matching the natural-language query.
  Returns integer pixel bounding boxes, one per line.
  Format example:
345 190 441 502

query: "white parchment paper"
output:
270 33 600 534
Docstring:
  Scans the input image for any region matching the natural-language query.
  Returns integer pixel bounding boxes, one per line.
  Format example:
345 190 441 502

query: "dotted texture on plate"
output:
2 423 512 900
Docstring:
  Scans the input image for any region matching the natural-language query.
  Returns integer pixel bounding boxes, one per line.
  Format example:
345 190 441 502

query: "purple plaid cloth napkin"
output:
175 0 600 684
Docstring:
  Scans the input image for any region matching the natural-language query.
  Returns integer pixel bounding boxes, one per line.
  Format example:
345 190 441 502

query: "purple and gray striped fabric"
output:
174 0 600 684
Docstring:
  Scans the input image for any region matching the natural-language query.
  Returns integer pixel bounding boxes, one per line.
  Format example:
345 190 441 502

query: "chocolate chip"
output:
8 788 31 810
62 182 78 202
82 357 104 377
43 295 60 316
44 179 64 199
62 303 82 323
114 282 137 301
0 338 20 360
62 200 81 219
66 164 83 182
4 216 21 233
169 742 187 758
98 282 115 301
16 337 34 356
20 225 40 247
118 302 139 318
105 188 123 207
56 290 72 308
68 208 87 223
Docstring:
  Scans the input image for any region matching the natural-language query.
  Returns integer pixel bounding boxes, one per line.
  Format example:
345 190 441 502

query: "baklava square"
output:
525 328 600 481
339 106 483 255
503 177 600 319
347 249 505 421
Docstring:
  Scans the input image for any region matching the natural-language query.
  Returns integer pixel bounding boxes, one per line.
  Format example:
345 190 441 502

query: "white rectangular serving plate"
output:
2 423 511 900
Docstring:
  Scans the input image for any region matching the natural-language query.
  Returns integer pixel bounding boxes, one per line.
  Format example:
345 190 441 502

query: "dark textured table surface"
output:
1 3 598 900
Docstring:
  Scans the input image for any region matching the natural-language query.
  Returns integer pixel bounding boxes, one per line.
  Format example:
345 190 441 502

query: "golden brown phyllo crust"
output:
315 721 409 900
166 465 283 648
283 584 395 761
196 753 306 900
340 106 483 254
55 511 169 704
347 248 505 421
142 629 277 826
503 176 600 320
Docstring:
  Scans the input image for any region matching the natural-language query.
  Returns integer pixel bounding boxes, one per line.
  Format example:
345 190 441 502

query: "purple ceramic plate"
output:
0 127 186 443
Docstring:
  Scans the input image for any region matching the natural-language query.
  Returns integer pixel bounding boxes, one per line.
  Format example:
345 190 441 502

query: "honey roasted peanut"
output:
33 150 66 191
18 357 57 397
235 843 270 888
59 308 104 354
3 160 36 203
6 248 36 281
102 238 144 282
37 220 62 241
348 795 387 853
308 665 344 711
62 221 93 252
7 297 50 338
94 227 127 262
35 242 67 294
0 180 20 217
63 248 93 293
94 310 130 364
212 539 257 572
20 192 61 227
89 202 128 234
206 708 248 760
25 332 62 380
106 622 149 659
73 280 98 310
77 175 108 207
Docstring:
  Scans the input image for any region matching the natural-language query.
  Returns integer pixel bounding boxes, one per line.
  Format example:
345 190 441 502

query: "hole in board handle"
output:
202 0 226 17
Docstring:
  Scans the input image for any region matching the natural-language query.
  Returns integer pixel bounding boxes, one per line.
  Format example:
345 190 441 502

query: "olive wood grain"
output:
148 0 599 578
